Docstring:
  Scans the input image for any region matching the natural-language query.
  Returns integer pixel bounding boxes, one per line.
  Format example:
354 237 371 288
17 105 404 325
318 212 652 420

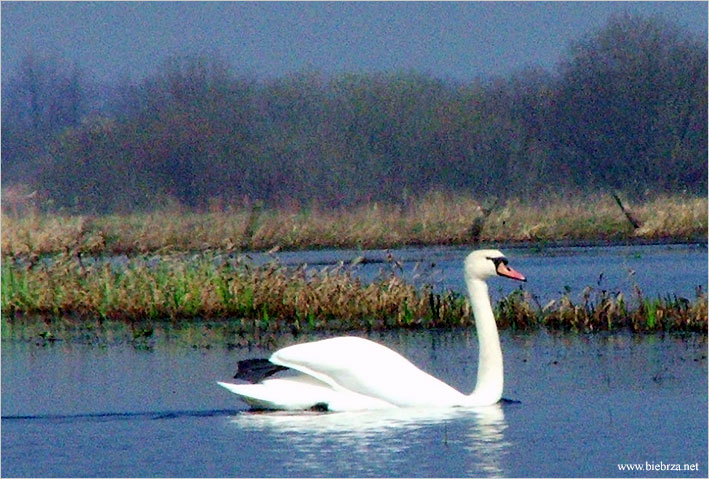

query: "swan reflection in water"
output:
229 404 510 477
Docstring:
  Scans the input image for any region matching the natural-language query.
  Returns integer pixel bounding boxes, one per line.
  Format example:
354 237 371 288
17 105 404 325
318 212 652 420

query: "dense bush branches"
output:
2 14 706 213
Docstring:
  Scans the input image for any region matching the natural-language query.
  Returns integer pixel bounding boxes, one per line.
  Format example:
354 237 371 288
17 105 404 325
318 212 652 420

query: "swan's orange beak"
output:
497 262 526 282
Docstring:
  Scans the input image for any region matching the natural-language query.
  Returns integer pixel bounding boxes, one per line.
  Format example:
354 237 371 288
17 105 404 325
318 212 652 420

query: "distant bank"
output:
2 193 706 257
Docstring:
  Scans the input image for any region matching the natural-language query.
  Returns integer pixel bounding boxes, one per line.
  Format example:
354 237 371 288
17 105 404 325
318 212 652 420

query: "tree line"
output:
2 13 706 213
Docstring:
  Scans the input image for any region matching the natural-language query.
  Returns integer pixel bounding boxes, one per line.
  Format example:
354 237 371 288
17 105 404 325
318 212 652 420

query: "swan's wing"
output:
270 337 466 407
217 375 394 411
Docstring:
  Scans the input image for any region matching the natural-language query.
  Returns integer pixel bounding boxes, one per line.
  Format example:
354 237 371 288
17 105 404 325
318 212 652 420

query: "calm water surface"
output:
2 331 707 477
267 243 708 303
2 244 707 477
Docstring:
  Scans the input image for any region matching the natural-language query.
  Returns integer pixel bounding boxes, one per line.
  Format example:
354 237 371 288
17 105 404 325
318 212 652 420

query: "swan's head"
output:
464 249 526 282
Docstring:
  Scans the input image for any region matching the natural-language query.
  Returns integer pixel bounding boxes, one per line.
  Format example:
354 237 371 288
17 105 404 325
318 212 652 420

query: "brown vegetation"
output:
2 193 706 257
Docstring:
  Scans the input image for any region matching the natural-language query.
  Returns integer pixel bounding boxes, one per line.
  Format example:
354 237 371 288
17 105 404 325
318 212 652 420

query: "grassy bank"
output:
2 193 707 257
2 254 706 348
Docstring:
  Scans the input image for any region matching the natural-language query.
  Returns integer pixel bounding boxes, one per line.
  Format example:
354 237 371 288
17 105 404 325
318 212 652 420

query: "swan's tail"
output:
233 358 288 383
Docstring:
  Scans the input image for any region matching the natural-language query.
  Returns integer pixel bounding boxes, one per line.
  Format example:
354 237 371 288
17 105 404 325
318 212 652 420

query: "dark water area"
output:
2 330 707 477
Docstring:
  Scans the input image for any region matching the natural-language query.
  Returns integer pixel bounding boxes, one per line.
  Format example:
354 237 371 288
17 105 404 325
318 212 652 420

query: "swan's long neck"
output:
465 278 503 406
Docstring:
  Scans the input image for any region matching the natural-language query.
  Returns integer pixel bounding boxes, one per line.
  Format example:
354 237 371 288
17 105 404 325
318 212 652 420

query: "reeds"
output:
2 192 706 257
2 253 706 347
1 254 471 330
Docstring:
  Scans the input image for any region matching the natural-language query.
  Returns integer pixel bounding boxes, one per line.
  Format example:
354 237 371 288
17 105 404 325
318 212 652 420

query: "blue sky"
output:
2 1 707 83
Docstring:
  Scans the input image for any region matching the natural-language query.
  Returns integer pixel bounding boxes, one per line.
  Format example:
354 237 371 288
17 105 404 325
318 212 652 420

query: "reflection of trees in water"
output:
229 404 509 477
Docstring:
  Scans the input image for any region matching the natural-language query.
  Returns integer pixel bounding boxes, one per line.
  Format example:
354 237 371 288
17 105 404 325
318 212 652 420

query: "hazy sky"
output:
2 1 707 84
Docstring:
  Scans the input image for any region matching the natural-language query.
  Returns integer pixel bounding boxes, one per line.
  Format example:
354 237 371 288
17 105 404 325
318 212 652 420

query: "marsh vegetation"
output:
2 250 706 347
3 193 706 257
2 14 706 345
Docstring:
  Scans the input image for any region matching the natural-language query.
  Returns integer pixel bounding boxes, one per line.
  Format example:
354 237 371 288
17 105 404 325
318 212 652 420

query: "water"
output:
224 243 708 302
3 244 708 477
97 243 707 309
2 331 707 477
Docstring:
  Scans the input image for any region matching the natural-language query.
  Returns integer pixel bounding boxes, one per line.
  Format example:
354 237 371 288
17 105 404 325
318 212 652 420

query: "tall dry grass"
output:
2 192 706 257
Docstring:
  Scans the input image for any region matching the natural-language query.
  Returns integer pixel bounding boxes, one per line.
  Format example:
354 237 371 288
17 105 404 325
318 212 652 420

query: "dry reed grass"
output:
2 193 706 257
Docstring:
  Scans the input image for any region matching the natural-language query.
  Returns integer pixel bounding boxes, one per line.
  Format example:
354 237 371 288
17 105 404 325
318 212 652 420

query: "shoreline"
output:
2 194 706 344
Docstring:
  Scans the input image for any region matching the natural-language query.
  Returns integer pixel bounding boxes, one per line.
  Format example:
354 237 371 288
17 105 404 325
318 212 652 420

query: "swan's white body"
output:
218 249 525 411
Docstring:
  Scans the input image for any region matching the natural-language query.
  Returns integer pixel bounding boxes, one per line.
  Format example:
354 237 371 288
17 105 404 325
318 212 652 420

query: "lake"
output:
2 331 707 477
2 243 708 477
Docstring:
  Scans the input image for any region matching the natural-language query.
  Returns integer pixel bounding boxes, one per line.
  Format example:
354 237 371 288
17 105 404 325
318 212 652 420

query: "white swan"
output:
217 249 526 411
